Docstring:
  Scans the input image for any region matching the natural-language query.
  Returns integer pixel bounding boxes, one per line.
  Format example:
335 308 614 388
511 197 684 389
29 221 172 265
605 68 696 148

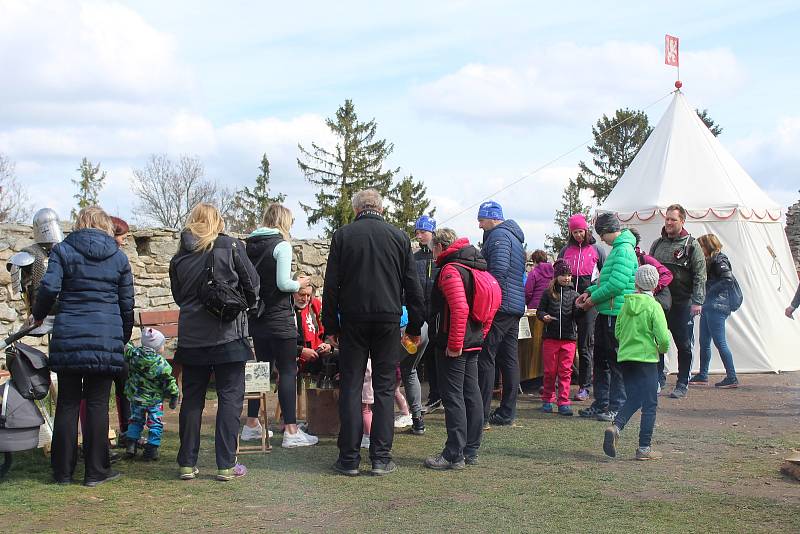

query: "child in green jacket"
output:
124 328 179 461
603 265 671 461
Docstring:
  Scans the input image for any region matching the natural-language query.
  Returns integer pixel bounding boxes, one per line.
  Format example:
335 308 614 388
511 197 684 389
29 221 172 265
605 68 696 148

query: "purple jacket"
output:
525 262 554 309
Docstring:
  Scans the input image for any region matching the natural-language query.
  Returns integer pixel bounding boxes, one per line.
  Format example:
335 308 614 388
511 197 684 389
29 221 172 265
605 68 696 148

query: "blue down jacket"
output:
32 228 134 375
481 220 526 317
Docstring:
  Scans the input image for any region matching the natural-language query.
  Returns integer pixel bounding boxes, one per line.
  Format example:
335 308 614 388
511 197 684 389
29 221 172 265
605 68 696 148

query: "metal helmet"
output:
32 208 63 245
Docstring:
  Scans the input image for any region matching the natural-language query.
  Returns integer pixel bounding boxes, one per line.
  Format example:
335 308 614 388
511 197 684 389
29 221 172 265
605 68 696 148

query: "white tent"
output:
600 90 800 374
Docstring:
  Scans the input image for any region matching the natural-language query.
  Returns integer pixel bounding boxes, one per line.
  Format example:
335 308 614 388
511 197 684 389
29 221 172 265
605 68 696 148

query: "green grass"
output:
2 398 799 533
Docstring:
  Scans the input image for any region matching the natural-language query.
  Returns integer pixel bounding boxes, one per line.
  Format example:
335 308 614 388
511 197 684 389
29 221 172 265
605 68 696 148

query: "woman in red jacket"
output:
423 229 492 471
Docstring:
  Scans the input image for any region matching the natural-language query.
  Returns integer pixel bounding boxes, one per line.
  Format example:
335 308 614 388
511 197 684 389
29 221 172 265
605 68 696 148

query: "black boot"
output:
411 413 425 435
125 439 137 459
142 444 160 461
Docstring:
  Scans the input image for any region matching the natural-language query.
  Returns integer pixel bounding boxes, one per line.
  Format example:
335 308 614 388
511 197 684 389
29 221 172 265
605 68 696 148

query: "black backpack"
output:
197 239 249 322
6 343 50 400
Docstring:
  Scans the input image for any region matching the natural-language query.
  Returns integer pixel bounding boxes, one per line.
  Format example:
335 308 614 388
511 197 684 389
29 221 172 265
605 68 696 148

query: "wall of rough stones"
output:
0 223 329 367
786 197 800 271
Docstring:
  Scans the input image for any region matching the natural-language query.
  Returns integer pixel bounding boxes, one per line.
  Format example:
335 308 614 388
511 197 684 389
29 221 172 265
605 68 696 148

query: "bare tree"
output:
0 153 32 223
131 154 226 229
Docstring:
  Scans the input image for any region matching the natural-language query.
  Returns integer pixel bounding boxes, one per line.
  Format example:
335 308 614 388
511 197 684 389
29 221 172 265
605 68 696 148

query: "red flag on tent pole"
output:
665 35 679 67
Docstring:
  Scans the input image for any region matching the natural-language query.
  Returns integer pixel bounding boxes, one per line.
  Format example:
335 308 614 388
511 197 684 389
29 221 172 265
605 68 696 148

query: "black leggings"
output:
249 337 298 424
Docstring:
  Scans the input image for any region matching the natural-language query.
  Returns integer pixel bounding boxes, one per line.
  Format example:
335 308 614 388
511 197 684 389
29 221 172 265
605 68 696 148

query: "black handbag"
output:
198 240 249 322
7 343 50 400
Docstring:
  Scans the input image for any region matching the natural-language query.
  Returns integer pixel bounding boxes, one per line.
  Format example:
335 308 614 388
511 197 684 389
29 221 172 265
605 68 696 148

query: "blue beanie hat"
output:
477 201 504 220
414 215 436 233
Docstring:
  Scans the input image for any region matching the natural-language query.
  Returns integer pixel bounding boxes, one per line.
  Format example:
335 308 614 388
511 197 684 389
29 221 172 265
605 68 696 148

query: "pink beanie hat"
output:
568 214 588 232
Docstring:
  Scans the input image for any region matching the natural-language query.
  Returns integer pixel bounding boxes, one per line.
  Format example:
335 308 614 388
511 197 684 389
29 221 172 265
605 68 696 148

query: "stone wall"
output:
0 223 329 366
787 197 800 271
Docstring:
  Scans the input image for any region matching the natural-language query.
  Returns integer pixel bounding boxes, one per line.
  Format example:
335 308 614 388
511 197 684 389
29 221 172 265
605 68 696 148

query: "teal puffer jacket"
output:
586 230 637 316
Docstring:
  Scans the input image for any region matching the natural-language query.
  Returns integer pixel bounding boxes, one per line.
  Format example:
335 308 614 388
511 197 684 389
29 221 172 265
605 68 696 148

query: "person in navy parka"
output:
31 206 134 487
476 201 526 426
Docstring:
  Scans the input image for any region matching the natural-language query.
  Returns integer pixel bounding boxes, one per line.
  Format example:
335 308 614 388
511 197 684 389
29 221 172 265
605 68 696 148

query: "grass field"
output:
2 375 800 533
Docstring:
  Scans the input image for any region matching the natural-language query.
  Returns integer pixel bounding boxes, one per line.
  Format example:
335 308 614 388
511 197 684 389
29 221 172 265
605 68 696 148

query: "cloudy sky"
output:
1 0 798 245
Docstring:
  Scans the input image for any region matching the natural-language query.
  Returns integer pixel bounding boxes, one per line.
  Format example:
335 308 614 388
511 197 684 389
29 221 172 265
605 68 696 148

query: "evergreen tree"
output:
696 108 723 137
71 157 106 219
229 153 286 233
298 99 398 236
387 175 436 237
576 109 652 203
545 178 590 254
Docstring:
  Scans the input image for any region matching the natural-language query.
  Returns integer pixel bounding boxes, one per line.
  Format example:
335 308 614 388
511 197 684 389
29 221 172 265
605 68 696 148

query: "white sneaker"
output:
240 423 263 441
394 414 413 429
360 434 371 449
282 428 319 448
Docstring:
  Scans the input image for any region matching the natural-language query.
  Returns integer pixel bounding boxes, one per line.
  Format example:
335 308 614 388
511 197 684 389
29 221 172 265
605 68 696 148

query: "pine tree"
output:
387 175 436 237
576 109 652 203
298 99 398 236
696 108 723 137
545 178 590 254
229 153 286 233
71 157 106 219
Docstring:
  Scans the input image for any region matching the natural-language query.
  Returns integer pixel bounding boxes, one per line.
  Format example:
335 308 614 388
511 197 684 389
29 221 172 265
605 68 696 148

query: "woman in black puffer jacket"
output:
693 234 738 389
31 207 134 487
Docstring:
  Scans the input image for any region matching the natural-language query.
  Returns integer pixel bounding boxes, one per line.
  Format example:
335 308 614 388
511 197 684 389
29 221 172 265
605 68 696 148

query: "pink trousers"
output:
541 339 577 406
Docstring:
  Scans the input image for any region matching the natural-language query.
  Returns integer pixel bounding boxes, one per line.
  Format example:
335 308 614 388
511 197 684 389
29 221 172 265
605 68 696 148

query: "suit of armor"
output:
6 208 63 330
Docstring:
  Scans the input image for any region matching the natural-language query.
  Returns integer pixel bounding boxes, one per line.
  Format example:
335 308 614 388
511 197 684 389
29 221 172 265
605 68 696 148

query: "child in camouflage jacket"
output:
124 328 179 461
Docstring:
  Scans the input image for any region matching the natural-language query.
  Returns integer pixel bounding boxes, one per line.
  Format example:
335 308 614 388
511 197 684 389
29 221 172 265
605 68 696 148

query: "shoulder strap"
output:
649 237 663 256
251 243 272 270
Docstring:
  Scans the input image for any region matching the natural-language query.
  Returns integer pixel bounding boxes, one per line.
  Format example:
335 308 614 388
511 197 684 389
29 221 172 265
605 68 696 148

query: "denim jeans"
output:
698 309 736 379
614 361 658 448
591 314 626 413
399 323 429 417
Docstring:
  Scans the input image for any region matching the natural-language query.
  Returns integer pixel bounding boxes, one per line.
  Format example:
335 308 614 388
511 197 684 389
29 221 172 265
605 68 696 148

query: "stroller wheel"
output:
0 452 11 479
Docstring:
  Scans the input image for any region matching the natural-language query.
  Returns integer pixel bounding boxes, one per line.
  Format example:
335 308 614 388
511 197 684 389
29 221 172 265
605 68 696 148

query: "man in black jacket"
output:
413 215 443 414
323 189 425 477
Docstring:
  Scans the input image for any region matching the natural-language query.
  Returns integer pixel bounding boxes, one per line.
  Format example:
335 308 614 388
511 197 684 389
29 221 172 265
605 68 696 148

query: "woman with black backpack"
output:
691 233 740 389
243 203 318 448
169 203 259 481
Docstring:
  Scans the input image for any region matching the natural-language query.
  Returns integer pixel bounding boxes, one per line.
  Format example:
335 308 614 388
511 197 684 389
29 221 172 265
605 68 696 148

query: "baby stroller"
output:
0 325 52 479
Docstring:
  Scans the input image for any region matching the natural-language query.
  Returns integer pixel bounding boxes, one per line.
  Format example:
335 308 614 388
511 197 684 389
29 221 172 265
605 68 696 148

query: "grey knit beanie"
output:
594 212 621 235
635 264 659 292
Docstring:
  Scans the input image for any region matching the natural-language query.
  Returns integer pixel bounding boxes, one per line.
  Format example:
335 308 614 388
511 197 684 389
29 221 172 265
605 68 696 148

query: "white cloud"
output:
732 116 800 203
0 0 188 126
412 41 746 128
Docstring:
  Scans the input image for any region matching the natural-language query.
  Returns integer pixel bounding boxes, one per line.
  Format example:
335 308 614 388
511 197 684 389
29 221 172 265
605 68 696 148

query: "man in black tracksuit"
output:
323 189 425 477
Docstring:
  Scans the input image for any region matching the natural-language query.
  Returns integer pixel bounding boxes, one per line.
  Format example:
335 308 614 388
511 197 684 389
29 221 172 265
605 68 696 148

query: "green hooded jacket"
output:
586 229 638 316
614 293 671 363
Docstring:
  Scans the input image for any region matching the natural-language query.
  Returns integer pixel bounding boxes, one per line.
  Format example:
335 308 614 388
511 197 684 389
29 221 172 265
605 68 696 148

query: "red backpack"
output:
452 264 502 326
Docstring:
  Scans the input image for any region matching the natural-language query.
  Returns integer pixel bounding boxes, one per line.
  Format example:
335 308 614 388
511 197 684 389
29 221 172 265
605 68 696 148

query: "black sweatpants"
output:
477 312 521 422
178 361 245 470
438 348 483 462
337 321 400 468
248 336 298 423
52 372 113 483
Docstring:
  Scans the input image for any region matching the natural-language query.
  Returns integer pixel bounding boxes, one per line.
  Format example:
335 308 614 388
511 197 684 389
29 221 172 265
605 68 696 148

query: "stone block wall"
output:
0 223 329 367
786 197 800 271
